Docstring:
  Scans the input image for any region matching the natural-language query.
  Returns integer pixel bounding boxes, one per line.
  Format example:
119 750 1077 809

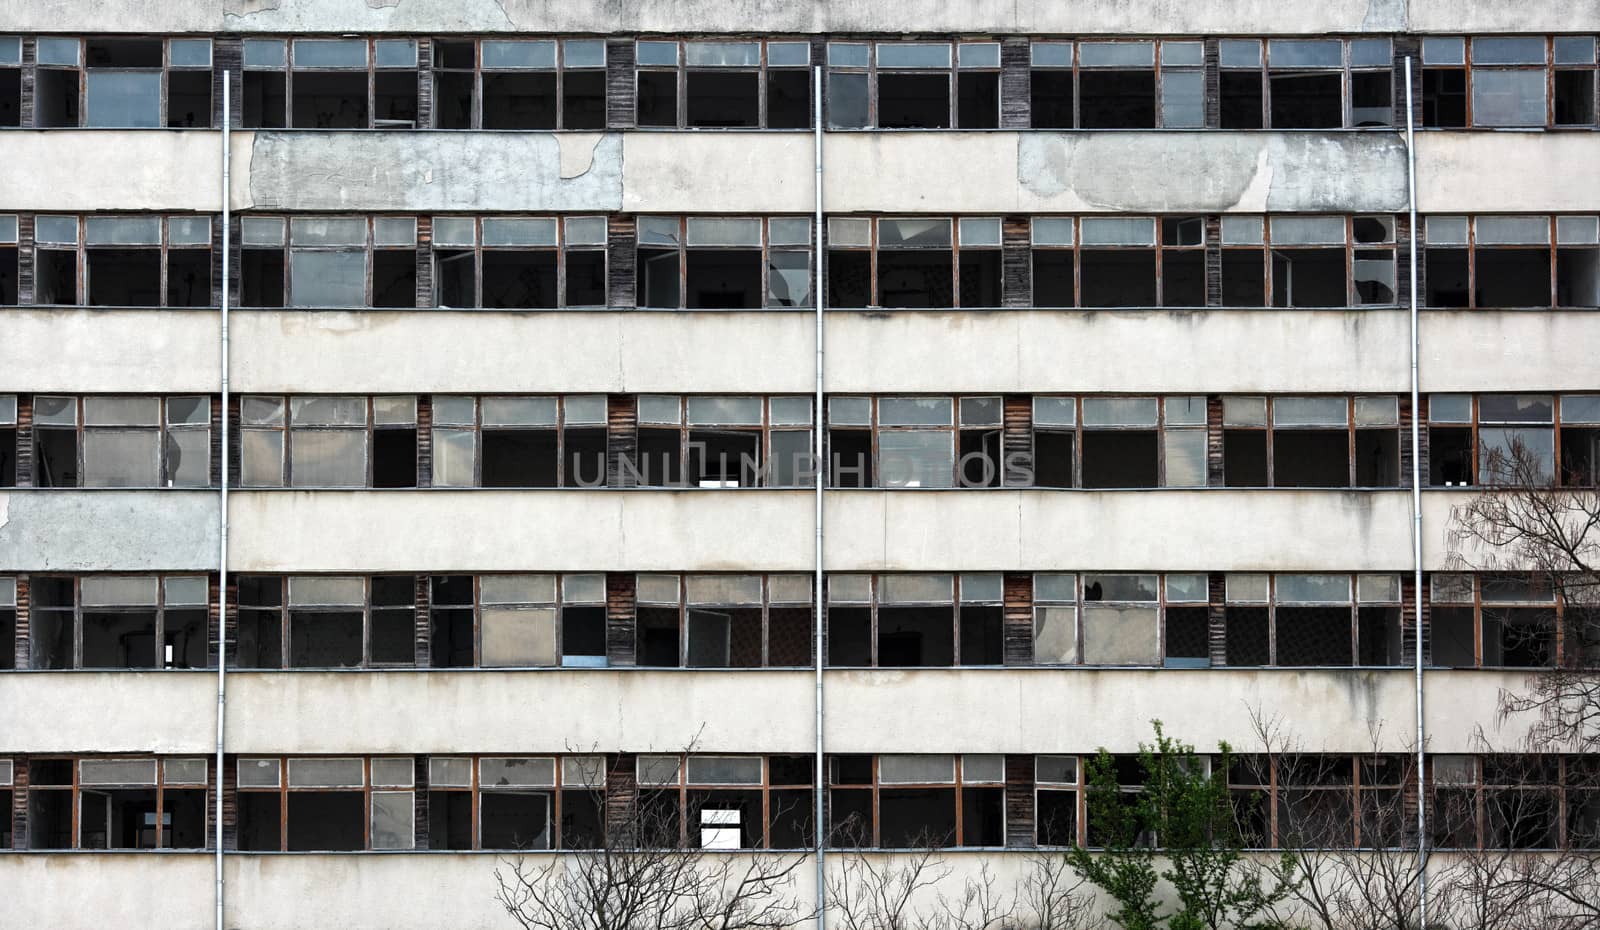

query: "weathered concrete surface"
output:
0 673 215 752
1415 132 1600 214
0 130 238 212
1421 311 1600 393
0 491 219 571
0 856 213 930
226 310 812 393
1409 0 1600 32
243 131 622 212
0 310 220 393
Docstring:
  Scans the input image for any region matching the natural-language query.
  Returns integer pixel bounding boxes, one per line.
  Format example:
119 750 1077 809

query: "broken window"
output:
1078 41 1156 128
639 216 812 309
432 38 603 130
824 754 1000 848
830 216 1003 309
1270 216 1354 307
1080 574 1160 666
1081 217 1156 307
632 395 810 488
1035 755 1080 846
827 394 1007 488
635 39 811 129
1356 574 1405 666
22 214 213 307
826 41 999 130
238 756 414 851
0 578 14 670
424 394 605 488
877 397 953 488
1034 572 1207 668
426 573 606 668
1481 575 1558 668
28 574 209 670
21 757 205 849
28 394 211 488
1428 573 1478 667
1484 756 1559 849
1222 573 1396 668
1080 396 1158 488
1425 394 1473 486
636 573 814 669
243 38 417 129
233 575 417 669
1030 216 1205 307
1276 756 1356 848
1272 574 1355 666
1555 38 1598 126
1429 214 1600 309
0 214 17 305
432 215 607 309
427 755 601 850
1421 38 1468 127
479 757 555 850
1423 37 1597 129
1271 396 1351 487
1028 42 1074 128
1221 394 1400 487
685 756 767 849
32 214 79 304
826 573 993 668
239 395 419 488
34 37 81 127
25 36 212 128
1032 396 1203 489
1031 396 1076 488
1222 39 1392 128
1560 394 1600 487
1029 218 1075 307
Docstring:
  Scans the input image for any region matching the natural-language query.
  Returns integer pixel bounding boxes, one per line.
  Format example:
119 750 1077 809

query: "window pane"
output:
480 574 557 604
85 396 161 426
80 759 158 786
482 218 557 247
83 430 161 487
1473 70 1548 127
481 607 558 666
1081 217 1155 246
879 573 953 603
1163 429 1206 487
1473 37 1547 65
371 792 414 849
879 754 955 784
1079 42 1153 68
685 574 763 605
86 72 162 128
1082 396 1158 427
294 39 368 68
1268 39 1342 68
430 757 472 787
685 41 760 67
37 37 80 66
482 395 558 427
241 431 284 486
878 219 952 248
481 757 556 787
1082 574 1158 602
1475 216 1550 245
879 397 952 425
1082 606 1158 665
877 43 952 69
1271 216 1345 245
1274 397 1348 426
686 395 763 425
1276 574 1352 603
685 756 763 784
374 40 418 68
1161 71 1204 128
167 429 210 487
288 757 364 787
81 576 158 606
1034 607 1077 663
290 252 366 307
292 396 367 426
879 432 953 488
290 430 366 486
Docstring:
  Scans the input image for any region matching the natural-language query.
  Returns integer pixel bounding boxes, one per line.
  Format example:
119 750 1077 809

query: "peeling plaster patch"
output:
367 0 402 8
1360 0 1407 31
1263 134 1409 213
0 493 9 533
248 132 623 212
557 133 603 179
225 0 283 15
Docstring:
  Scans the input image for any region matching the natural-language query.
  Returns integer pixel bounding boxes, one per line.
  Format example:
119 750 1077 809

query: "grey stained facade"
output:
2 0 1600 927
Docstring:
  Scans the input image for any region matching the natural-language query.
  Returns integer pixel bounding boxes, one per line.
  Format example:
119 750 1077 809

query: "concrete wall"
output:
1414 133 1600 215
0 673 215 753
0 854 213 930
1420 311 1600 393
0 491 219 572
0 310 220 394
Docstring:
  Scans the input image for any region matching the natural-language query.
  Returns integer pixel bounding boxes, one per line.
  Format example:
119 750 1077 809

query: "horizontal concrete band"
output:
0 668 1522 754
0 488 1467 572
0 0 1583 35
2 308 1593 395
2 131 1592 214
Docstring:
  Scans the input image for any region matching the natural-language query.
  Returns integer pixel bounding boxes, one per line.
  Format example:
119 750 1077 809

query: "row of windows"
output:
2 572 1589 672
6 35 1600 131
9 393 1598 491
4 753 1595 852
7 212 1599 310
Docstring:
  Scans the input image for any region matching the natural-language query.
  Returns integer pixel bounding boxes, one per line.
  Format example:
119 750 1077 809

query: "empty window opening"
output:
1078 42 1156 128
1029 43 1074 128
1079 217 1157 308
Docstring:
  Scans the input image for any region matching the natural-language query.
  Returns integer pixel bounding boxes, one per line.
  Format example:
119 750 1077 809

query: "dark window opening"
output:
435 250 475 307
1272 249 1346 307
1483 608 1555 668
369 576 416 664
1355 428 1399 487
767 70 810 128
826 71 868 129
0 70 21 128
828 429 872 488
1078 70 1155 128
1226 606 1270 665
1487 790 1558 849
638 247 681 308
0 609 14 669
81 610 158 668
1430 605 1476 666
877 606 954 667
827 250 871 308
35 68 81 127
236 607 284 669
769 788 814 848
1033 431 1075 488
637 606 681 667
959 429 1002 488
561 789 604 849
482 251 557 309
1081 251 1155 307
1422 69 1467 128
242 249 286 308
878 73 950 129
1030 71 1073 128
1555 71 1597 125
35 249 78 305
288 611 363 668
287 792 364 851
563 71 607 129
433 70 474 129
1557 247 1600 308
238 793 281 850
566 250 606 306
564 427 607 488
430 576 475 667
374 72 419 127
1561 426 1600 487
686 250 762 309
686 71 758 127
1351 71 1393 127
428 791 472 849
828 787 871 846
167 71 212 128
87 249 161 307
1223 431 1268 487
767 607 813 666
637 71 677 126
959 605 1004 665
482 429 558 488
1476 249 1551 308
1 246 18 304
1429 425 1473 486
685 607 758 667
481 791 551 850
30 579 74 669
826 605 872 666
483 73 556 129
79 788 158 849
1220 72 1264 129
962 787 1005 845
34 426 79 487
1032 250 1075 307
1162 250 1205 307
1036 789 1077 846
162 789 207 848
880 787 956 847
1273 430 1351 487
28 790 73 848
1164 606 1210 667
957 72 999 128
372 251 417 308
1081 430 1157 489
243 71 287 128
689 429 760 487
291 72 368 128
166 250 212 308
562 604 607 662
1275 606 1353 665
1269 72 1342 128
877 251 953 308
689 789 762 848
958 250 1002 308
1358 605 1403 666
637 428 683 486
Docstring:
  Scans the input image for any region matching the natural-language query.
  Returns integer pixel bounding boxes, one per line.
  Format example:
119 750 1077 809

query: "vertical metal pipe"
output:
216 76 232 930
1404 54 1428 929
812 63 828 930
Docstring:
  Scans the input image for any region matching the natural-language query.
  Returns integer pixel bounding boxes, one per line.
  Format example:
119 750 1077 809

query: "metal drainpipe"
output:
215 75 232 930
1404 55 1429 929
812 63 828 930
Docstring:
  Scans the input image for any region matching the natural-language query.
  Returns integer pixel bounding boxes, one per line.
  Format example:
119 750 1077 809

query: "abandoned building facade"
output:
1 0 1599 926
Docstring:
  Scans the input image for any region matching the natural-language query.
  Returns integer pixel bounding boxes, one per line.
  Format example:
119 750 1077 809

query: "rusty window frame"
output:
30 394 213 489
432 214 607 310
636 216 813 310
240 37 420 130
822 753 1000 849
426 572 610 669
230 573 417 670
17 754 209 850
633 395 810 488
1423 214 1591 310
433 37 604 130
426 394 606 488
236 755 405 852
824 40 976 130
671 572 816 669
1553 37 1599 128
1468 36 1550 128
238 394 423 489
67 37 214 129
27 572 212 670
